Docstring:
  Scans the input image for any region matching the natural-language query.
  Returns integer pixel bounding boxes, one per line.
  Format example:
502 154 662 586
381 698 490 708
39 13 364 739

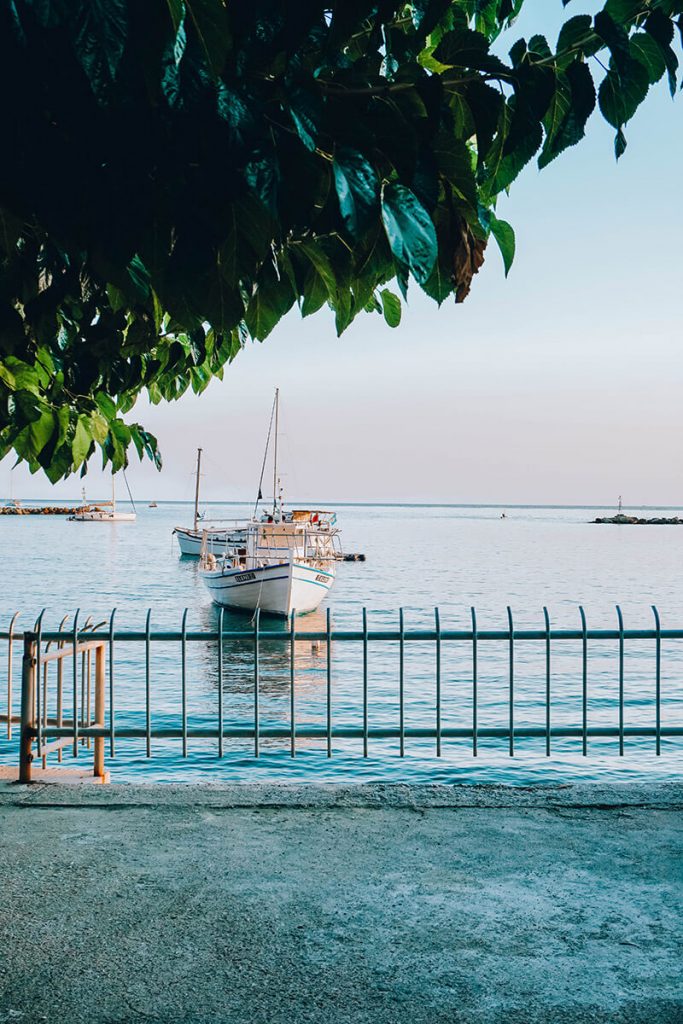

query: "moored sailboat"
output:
199 390 341 616
68 475 136 522
173 448 247 556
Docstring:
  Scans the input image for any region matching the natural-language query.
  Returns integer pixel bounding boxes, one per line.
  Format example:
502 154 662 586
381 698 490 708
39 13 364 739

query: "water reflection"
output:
197 603 331 701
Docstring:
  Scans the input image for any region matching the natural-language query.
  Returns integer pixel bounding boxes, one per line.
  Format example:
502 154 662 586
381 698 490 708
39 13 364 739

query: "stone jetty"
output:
0 504 82 515
594 513 683 525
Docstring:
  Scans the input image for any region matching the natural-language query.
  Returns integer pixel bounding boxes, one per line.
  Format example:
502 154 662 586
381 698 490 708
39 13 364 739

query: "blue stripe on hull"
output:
293 563 335 579
208 574 289 590
292 576 331 590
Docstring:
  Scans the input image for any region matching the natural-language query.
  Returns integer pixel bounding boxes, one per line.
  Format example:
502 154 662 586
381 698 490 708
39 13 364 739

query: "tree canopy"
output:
0 0 681 480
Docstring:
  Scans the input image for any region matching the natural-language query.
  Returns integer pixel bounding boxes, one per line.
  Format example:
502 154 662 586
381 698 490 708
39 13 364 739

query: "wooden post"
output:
94 643 105 779
19 633 36 784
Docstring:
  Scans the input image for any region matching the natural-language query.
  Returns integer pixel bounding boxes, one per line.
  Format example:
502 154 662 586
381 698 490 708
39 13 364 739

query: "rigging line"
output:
253 392 277 519
122 470 137 513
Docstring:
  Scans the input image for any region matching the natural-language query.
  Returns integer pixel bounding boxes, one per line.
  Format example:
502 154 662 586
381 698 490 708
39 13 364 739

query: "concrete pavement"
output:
0 783 681 1023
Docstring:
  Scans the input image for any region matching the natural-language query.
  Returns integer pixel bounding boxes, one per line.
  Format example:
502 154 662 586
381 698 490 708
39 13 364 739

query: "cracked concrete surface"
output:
0 783 681 1023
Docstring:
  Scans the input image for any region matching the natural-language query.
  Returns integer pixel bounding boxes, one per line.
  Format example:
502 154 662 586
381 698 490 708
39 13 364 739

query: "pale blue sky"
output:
3 1 682 505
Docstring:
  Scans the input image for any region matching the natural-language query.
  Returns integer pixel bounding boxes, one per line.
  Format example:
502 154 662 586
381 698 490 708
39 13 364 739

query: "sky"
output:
2 1 682 507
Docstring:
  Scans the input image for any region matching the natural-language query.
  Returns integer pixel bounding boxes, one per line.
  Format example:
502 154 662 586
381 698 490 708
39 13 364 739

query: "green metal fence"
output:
1 605 682 780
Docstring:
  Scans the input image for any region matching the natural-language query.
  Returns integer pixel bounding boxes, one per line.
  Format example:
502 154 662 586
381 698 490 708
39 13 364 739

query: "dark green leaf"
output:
527 35 552 60
557 14 593 58
598 59 649 127
165 0 184 34
489 212 515 275
381 184 437 285
539 59 596 167
604 0 643 25
74 0 128 102
433 131 477 213
185 0 232 79
301 269 328 317
72 415 92 467
645 11 679 95
289 90 321 152
380 289 401 327
630 33 667 84
594 11 631 76
333 148 380 238
244 263 296 341
434 28 510 75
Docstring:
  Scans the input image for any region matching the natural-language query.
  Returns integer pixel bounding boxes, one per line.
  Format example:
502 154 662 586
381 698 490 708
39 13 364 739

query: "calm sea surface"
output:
1 501 681 783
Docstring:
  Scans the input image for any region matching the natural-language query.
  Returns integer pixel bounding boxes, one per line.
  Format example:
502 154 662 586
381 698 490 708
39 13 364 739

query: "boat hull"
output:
174 527 245 557
201 561 335 616
69 512 136 522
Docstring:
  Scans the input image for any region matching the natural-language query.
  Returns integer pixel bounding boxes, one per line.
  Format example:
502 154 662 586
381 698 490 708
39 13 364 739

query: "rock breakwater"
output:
594 513 683 525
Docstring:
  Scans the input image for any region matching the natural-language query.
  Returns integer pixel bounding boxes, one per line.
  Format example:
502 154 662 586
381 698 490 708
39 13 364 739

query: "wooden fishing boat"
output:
199 390 341 616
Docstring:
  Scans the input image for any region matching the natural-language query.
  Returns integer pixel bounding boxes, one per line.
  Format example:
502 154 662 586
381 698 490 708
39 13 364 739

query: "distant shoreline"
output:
4 499 683 512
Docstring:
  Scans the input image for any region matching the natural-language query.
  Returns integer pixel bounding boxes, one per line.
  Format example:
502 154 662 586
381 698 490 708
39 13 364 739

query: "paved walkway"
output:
0 783 681 1023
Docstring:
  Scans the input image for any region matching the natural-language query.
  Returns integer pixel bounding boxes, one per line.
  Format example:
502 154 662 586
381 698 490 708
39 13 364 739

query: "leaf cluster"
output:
0 0 680 478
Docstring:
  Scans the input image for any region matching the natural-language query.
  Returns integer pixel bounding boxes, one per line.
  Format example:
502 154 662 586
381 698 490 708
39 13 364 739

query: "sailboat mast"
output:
194 447 203 532
111 472 115 511
272 388 279 519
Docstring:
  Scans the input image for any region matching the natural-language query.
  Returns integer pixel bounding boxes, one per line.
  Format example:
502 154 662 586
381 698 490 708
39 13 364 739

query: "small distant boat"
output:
69 476 136 522
149 501 158 508
200 389 341 617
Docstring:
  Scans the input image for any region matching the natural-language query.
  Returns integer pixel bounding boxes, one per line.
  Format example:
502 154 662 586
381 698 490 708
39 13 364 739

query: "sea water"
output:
0 501 681 783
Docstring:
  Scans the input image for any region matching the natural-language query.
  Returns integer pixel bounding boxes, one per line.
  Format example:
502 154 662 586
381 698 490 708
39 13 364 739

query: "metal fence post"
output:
7 611 20 740
19 632 36 784
94 643 106 779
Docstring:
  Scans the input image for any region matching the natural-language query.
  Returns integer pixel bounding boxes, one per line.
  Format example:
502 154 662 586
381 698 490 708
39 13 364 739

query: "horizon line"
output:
5 499 683 511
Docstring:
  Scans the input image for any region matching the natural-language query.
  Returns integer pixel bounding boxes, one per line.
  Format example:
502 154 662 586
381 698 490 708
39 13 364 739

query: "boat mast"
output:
272 387 279 520
111 472 115 512
194 447 203 532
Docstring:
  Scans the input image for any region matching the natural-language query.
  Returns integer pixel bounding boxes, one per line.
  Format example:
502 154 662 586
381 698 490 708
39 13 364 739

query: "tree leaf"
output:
380 289 401 327
185 0 231 79
381 184 437 285
489 212 515 276
604 0 643 25
289 89 321 152
630 33 667 84
73 0 128 102
333 148 380 238
539 60 596 168
434 27 511 74
29 407 55 458
557 15 593 59
165 0 184 34
594 11 631 76
244 263 296 341
433 130 477 213
71 415 91 468
645 11 679 96
598 59 649 128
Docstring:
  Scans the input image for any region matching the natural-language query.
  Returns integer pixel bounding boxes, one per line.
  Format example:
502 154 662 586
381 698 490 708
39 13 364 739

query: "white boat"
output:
173 447 247 556
68 477 136 522
200 390 341 617
201 511 340 617
175 523 247 556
